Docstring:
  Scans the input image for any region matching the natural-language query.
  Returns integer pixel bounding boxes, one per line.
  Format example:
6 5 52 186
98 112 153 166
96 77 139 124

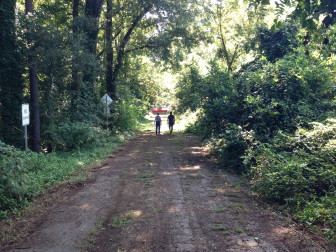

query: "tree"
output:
71 0 80 97
85 0 104 55
104 0 201 99
250 0 336 31
108 4 153 99
214 0 241 71
105 0 115 99
25 0 41 152
251 24 299 62
0 0 24 148
201 0 266 71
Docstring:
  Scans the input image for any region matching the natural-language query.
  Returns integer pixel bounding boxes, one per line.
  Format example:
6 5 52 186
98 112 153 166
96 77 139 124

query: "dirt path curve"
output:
3 133 332 251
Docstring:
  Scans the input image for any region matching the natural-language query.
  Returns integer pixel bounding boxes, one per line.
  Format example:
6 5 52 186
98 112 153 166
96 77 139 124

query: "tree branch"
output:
110 5 153 87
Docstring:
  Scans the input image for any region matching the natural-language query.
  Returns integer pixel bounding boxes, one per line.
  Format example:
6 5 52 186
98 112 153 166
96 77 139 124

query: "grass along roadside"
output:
0 133 132 246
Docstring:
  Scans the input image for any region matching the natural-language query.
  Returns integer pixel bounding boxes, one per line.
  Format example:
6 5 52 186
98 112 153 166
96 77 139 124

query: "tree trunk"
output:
82 0 103 84
217 4 239 72
105 0 115 99
71 0 80 98
85 0 104 54
0 0 24 148
25 0 34 14
218 10 232 72
108 5 152 96
73 0 79 18
26 0 41 152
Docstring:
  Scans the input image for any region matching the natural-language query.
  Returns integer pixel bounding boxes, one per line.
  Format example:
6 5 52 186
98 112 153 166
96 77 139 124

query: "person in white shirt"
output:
154 113 161 135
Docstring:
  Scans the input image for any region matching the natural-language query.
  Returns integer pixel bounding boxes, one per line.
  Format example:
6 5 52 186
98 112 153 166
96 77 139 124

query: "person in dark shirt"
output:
167 112 175 134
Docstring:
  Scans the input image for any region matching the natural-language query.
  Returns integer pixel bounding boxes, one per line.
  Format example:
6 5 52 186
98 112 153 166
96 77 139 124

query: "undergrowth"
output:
179 55 336 244
245 119 336 242
198 118 336 243
0 133 130 218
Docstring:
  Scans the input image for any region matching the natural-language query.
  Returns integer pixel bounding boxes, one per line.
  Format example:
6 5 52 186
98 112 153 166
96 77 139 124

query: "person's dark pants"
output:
156 122 161 134
169 123 174 133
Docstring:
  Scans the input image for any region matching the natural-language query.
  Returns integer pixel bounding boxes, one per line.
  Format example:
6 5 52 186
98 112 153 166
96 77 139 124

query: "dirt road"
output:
2 133 332 251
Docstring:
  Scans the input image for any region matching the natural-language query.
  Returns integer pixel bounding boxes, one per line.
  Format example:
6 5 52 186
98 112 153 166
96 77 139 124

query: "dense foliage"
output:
0 0 199 152
246 120 336 239
0 0 198 219
0 0 24 148
177 16 336 242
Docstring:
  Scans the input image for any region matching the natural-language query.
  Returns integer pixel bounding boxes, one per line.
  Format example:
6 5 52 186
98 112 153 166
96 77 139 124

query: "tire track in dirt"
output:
3 133 333 252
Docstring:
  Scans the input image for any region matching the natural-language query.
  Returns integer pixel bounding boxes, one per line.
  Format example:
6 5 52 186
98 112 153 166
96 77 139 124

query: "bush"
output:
48 122 106 151
0 142 38 217
235 54 335 136
294 192 336 242
178 54 335 139
109 99 145 132
209 124 249 173
176 47 336 242
245 119 336 238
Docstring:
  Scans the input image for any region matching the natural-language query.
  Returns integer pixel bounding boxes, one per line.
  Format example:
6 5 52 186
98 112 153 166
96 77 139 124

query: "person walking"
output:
167 111 175 134
154 113 161 135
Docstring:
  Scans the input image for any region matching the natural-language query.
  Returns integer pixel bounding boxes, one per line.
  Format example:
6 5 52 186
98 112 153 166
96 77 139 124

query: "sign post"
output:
22 104 30 150
101 94 113 130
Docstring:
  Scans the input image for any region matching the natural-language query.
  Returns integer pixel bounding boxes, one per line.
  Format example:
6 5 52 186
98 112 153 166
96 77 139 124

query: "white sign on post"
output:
22 104 30 126
101 94 113 114
101 94 113 130
22 104 30 150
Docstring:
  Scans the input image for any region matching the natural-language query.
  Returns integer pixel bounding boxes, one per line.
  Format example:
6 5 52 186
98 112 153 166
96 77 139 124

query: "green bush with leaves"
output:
178 49 336 242
294 192 336 241
245 119 336 240
248 24 299 63
0 141 38 217
209 124 249 173
236 53 335 136
180 53 335 139
109 99 146 132
48 122 106 151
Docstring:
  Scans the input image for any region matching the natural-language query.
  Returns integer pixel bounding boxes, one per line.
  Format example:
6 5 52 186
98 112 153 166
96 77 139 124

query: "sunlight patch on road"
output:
212 187 225 193
78 203 92 209
98 165 111 170
168 206 181 213
180 165 200 171
162 171 175 175
190 147 203 155
190 147 201 150
128 151 140 158
272 227 291 235
129 210 142 217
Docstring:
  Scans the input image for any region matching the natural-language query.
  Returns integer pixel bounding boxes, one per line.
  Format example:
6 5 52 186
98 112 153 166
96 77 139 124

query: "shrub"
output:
0 142 37 217
109 99 145 132
48 122 106 151
210 124 249 173
246 119 336 238
294 192 336 243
